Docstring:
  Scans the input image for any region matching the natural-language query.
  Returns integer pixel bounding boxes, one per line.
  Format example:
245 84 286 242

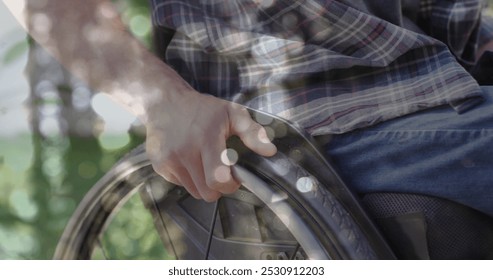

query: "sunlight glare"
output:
296 176 316 193
214 165 232 183
220 148 239 166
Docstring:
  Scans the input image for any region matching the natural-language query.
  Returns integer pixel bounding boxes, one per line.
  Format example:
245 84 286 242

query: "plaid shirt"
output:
150 0 493 135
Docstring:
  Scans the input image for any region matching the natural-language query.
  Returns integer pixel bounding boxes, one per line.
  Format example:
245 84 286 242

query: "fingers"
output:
153 157 223 202
229 107 277 157
149 143 229 201
201 135 241 195
183 153 226 202
145 96 276 202
151 162 201 199
175 166 221 201
147 140 202 200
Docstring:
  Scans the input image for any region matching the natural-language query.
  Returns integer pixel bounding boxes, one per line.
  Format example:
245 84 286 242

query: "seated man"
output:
151 0 493 217
6 0 493 216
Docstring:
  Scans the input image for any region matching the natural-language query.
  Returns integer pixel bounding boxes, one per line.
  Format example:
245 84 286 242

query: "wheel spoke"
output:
96 238 109 260
54 145 345 260
145 183 179 259
204 199 220 260
290 243 301 260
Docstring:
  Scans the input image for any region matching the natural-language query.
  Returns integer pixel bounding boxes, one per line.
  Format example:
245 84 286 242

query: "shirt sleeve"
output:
417 0 484 67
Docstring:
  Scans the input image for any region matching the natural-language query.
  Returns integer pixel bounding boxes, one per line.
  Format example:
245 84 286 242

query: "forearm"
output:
3 0 278 201
4 0 193 124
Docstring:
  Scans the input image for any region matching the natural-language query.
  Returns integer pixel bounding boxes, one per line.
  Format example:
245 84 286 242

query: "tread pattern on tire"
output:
54 143 384 259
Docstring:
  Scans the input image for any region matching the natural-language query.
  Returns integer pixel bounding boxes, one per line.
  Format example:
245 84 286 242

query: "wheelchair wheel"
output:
54 142 385 260
54 109 395 260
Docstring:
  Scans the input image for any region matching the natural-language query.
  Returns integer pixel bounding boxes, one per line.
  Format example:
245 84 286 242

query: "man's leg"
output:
324 87 493 217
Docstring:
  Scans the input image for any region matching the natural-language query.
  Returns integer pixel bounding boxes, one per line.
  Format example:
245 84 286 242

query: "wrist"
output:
137 77 198 127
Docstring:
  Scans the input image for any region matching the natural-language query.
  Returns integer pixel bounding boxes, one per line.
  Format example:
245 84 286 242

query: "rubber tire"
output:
53 144 380 260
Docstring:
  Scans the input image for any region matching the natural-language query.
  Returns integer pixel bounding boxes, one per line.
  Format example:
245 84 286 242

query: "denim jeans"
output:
324 86 493 217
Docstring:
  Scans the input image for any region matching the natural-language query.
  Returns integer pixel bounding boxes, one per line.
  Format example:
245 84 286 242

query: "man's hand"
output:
145 91 277 202
3 0 277 201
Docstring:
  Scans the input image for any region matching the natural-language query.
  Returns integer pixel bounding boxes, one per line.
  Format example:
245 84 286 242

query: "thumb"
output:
229 107 277 157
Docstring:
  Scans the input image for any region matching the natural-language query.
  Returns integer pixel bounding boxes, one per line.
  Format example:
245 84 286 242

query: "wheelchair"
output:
53 108 493 260
54 21 493 259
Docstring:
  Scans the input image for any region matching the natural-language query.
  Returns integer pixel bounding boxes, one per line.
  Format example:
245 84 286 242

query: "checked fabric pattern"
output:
150 0 493 135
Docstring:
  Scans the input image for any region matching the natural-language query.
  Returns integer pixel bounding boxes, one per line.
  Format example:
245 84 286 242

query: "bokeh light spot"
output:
129 14 151 38
146 176 172 201
282 13 299 29
42 155 63 177
254 111 274 125
0 226 38 258
91 93 137 134
98 131 130 151
296 176 316 193
30 13 52 43
220 148 239 166
48 197 76 215
9 190 38 221
289 148 303 163
260 126 275 143
257 0 275 8
72 86 92 110
78 161 98 179
272 158 290 176
214 165 232 183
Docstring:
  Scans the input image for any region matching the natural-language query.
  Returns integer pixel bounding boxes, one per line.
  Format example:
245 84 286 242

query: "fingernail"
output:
258 127 274 143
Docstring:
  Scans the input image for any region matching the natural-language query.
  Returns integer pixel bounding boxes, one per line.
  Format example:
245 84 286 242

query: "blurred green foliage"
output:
1 39 28 65
487 0 493 16
0 0 154 260
94 194 169 260
113 0 152 47
1 0 493 260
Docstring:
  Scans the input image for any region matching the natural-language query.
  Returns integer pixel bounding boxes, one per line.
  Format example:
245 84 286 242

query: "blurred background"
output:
0 0 164 259
1 0 493 260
